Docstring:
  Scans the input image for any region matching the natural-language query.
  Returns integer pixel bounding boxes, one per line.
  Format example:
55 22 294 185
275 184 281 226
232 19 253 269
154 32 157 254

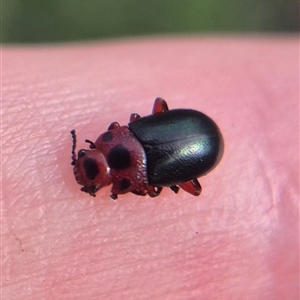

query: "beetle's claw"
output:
110 193 118 200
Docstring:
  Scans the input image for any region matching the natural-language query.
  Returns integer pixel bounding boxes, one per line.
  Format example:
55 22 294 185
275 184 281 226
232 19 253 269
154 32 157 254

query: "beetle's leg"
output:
147 185 163 197
80 186 96 197
85 139 96 149
152 97 169 114
110 193 118 200
170 185 180 194
129 113 141 123
131 190 147 196
108 122 120 130
132 186 162 197
179 179 202 196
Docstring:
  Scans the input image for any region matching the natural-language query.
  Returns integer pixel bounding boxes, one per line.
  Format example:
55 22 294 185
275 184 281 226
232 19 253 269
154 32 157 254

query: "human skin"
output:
2 36 299 300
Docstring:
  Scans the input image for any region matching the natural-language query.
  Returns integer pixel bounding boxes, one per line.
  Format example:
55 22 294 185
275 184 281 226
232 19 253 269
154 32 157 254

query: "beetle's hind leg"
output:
179 179 202 196
170 185 180 194
152 97 169 114
129 98 168 122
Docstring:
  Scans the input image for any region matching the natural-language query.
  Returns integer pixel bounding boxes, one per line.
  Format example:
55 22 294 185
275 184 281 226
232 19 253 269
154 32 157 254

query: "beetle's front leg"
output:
108 122 120 130
110 193 118 200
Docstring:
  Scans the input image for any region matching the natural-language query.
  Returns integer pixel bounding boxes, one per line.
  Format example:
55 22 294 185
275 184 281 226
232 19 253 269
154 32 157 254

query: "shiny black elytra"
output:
71 98 224 199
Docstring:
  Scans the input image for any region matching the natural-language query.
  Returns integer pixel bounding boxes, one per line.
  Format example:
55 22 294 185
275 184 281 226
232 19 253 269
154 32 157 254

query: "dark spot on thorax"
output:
107 144 131 170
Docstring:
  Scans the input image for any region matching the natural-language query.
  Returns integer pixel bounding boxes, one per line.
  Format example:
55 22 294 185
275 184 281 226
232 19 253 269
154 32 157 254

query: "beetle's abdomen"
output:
129 109 224 186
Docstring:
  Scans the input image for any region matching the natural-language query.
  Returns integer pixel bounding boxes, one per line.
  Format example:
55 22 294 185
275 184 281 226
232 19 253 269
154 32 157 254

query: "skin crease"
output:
2 36 299 300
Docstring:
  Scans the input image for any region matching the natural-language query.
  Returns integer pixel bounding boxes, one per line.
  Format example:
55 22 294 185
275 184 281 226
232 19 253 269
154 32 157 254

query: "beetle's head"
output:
70 130 112 197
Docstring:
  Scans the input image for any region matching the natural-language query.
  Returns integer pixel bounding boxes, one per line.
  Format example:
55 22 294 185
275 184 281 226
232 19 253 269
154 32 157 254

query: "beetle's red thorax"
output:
95 126 148 194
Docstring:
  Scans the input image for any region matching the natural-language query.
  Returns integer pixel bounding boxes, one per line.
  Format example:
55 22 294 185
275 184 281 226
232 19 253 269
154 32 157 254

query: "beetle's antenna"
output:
70 130 77 165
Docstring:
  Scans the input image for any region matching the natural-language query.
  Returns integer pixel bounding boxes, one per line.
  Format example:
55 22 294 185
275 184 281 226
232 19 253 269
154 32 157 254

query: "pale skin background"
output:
2 36 299 299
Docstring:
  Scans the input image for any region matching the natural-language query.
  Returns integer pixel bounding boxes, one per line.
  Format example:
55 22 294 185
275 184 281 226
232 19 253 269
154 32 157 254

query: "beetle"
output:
70 98 224 199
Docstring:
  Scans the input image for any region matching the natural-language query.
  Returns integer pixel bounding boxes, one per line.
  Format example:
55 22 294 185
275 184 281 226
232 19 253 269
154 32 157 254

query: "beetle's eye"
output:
78 149 86 157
